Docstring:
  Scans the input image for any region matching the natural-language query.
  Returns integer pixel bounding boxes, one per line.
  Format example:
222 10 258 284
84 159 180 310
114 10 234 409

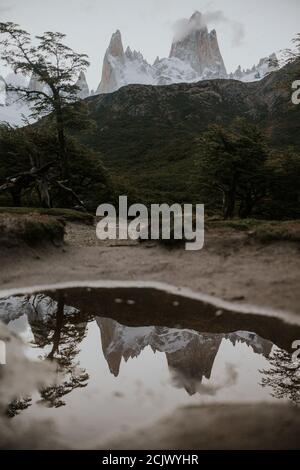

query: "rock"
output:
232 53 279 82
169 12 227 78
97 30 126 94
75 71 90 99
96 11 227 94
96 11 280 95
0 75 6 106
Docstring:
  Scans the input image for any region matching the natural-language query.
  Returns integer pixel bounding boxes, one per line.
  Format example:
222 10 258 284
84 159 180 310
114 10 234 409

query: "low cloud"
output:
173 10 245 47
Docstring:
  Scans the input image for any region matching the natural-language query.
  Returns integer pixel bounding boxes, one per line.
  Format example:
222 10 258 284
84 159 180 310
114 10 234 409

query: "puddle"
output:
0 284 300 448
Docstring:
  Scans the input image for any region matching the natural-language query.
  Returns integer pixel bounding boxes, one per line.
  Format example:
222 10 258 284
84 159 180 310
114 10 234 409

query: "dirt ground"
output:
0 221 300 450
0 221 299 314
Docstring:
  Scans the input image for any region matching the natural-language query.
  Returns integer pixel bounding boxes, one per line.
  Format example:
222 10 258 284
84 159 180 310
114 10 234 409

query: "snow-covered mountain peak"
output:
125 46 133 60
190 10 203 21
0 75 6 106
0 13 281 125
97 30 154 94
94 11 280 95
176 11 206 40
169 12 227 78
97 13 228 94
229 53 279 82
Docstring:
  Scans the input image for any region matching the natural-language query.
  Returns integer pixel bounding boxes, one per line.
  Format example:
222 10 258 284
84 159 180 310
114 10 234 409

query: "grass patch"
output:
140 217 300 249
206 218 300 243
0 213 65 248
253 221 300 243
0 207 94 225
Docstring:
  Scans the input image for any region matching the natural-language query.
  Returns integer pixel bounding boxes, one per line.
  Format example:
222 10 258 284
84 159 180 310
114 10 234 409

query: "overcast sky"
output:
0 0 299 89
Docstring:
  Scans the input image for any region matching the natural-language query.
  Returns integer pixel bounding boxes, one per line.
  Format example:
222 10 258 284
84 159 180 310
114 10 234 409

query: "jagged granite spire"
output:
96 29 154 94
96 12 228 94
97 30 126 94
76 71 90 99
78 12 280 96
107 30 125 61
169 11 227 78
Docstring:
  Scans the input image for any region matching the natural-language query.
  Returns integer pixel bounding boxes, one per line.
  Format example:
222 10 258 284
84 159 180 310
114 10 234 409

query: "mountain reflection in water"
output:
0 286 299 444
97 317 272 395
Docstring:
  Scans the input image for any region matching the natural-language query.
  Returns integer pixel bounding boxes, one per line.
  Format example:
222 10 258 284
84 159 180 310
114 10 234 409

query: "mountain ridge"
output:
79 60 300 203
96 11 277 94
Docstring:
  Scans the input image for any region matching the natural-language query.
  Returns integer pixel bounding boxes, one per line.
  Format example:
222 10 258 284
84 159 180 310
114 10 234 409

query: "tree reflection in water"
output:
6 397 32 417
4 287 300 417
261 348 300 405
7 294 91 415
39 295 89 408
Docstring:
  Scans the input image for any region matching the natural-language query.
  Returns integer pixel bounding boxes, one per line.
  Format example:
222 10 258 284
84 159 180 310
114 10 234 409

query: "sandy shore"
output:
0 221 299 314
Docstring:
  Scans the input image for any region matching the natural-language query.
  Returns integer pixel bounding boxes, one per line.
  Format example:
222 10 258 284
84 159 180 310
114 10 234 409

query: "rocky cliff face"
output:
169 11 227 78
97 11 228 94
97 30 124 94
0 75 6 106
97 30 154 94
96 10 277 94
230 53 278 82
76 71 90 99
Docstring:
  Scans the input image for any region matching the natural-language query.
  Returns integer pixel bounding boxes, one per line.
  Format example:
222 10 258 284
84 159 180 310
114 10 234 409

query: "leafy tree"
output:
268 33 300 96
283 33 300 65
0 22 90 179
261 347 300 405
0 124 113 210
265 149 300 219
198 120 269 219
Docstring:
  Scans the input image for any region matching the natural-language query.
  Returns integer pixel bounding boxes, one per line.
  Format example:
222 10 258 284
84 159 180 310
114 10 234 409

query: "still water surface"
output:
1 285 299 447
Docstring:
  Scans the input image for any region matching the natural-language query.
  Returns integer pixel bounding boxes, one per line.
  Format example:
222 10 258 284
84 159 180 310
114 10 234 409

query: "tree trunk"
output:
239 196 254 219
37 179 52 208
54 97 69 180
10 188 22 206
223 176 237 219
223 191 236 219
48 295 65 360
